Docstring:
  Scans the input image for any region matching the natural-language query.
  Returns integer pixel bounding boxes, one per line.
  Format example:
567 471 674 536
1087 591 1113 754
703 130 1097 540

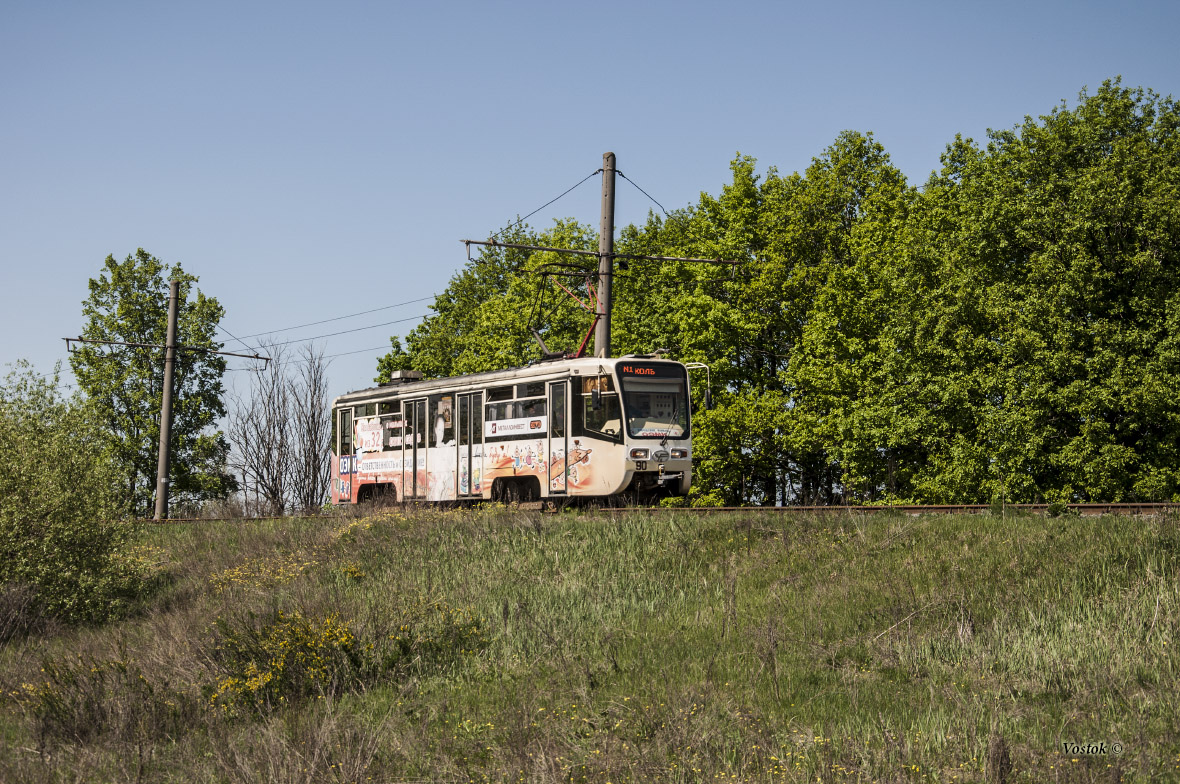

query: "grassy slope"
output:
1 507 1177 783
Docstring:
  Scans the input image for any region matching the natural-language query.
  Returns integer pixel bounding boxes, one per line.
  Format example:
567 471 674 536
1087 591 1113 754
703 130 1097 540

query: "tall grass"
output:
1 506 1176 782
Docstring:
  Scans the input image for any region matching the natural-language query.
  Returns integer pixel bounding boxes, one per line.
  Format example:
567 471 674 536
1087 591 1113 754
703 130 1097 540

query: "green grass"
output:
1 506 1177 782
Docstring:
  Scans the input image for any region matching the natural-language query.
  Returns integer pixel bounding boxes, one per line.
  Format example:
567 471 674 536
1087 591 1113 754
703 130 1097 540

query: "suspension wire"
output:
617 170 669 217
225 342 395 371
490 169 603 239
217 324 264 357
231 295 435 340
259 314 427 349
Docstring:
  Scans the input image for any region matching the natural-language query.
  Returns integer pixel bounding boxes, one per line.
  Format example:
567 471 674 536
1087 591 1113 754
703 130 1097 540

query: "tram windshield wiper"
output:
659 401 680 448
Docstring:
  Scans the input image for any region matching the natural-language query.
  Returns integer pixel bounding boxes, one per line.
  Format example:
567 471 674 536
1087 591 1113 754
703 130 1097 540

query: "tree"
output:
229 343 332 515
372 81 1180 505
376 220 601 382
903 80 1180 502
70 249 234 516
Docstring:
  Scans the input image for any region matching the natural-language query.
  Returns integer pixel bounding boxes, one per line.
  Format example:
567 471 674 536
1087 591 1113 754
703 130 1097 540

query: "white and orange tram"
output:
330 355 693 505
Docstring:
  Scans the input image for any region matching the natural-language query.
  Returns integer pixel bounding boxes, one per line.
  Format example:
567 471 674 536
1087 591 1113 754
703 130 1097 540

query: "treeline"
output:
383 80 1179 505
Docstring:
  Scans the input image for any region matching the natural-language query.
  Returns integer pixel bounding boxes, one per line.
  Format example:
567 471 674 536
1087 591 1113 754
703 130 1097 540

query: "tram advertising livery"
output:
330 356 692 504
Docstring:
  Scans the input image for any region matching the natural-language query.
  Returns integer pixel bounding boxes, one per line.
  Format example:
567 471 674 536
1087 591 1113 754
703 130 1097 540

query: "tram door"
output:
548 381 568 495
402 398 427 499
456 392 483 497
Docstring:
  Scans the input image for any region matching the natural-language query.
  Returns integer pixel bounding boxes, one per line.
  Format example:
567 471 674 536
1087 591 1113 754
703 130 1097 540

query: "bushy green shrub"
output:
207 597 488 717
208 610 363 716
0 362 148 626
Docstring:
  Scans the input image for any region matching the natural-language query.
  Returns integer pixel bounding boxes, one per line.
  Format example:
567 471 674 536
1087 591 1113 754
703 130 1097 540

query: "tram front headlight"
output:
630 448 649 460
670 448 689 459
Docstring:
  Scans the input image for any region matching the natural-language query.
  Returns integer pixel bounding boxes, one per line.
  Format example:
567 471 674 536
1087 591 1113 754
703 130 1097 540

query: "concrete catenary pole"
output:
153 279 180 521
595 151 616 357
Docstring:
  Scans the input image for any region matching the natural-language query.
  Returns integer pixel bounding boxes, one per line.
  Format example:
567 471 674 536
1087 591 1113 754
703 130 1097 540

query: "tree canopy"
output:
70 249 234 516
379 80 1180 504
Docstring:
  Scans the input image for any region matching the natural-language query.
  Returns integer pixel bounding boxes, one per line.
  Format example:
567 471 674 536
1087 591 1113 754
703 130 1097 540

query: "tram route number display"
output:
485 416 548 438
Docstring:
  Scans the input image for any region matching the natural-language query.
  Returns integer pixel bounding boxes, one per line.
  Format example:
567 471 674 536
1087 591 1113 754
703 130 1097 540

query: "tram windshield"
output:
618 363 689 439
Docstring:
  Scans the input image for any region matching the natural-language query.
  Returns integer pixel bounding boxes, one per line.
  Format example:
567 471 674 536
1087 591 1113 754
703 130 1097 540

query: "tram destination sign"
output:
619 362 682 378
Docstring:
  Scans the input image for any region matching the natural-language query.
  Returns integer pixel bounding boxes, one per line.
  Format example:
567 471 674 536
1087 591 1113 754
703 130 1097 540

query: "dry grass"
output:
1 506 1177 782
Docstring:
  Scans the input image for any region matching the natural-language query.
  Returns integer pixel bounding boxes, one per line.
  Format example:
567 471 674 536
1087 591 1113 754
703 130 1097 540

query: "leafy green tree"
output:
910 80 1180 502
0 363 148 625
377 221 600 382
374 82 1180 505
791 80 1180 503
70 249 234 516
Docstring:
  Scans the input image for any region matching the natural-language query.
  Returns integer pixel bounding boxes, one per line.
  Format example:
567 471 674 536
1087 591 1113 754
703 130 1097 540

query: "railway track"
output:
601 502 1180 516
141 501 1180 524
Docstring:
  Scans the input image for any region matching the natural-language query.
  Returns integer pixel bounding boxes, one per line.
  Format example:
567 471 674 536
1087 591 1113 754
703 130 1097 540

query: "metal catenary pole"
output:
595 152 616 357
153 280 181 521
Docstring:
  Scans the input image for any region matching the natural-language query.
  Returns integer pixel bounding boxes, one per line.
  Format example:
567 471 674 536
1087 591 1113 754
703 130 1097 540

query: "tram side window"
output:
339 408 354 455
403 408 420 447
519 397 546 418
356 403 376 417
381 412 404 449
429 395 454 446
487 386 513 402
551 383 566 438
573 376 622 442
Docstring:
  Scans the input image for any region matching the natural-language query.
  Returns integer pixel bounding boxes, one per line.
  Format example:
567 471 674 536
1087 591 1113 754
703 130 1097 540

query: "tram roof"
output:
332 354 683 407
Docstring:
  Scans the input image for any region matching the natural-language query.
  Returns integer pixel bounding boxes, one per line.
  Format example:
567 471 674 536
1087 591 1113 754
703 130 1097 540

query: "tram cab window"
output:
573 376 622 442
619 364 690 440
377 401 399 415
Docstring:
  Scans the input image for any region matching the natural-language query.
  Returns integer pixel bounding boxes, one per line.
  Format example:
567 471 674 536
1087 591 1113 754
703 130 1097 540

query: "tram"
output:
330 355 692 504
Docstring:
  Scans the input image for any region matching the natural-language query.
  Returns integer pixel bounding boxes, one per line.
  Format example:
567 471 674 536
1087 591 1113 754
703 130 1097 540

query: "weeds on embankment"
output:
0 506 1177 782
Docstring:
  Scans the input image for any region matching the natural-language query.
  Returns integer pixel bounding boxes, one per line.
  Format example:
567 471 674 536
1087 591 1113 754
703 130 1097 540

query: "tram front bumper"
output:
627 460 691 495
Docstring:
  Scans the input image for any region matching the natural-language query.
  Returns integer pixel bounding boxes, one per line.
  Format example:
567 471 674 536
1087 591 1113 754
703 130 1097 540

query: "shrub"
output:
0 362 149 624
208 610 364 717
18 653 199 749
206 597 488 718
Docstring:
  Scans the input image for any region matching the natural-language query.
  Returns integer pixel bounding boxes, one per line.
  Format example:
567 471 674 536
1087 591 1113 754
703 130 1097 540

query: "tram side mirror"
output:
705 388 714 411
591 386 602 411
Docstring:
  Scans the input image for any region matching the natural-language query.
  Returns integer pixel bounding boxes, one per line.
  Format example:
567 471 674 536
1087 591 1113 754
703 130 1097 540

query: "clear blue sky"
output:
3 0 1178 401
